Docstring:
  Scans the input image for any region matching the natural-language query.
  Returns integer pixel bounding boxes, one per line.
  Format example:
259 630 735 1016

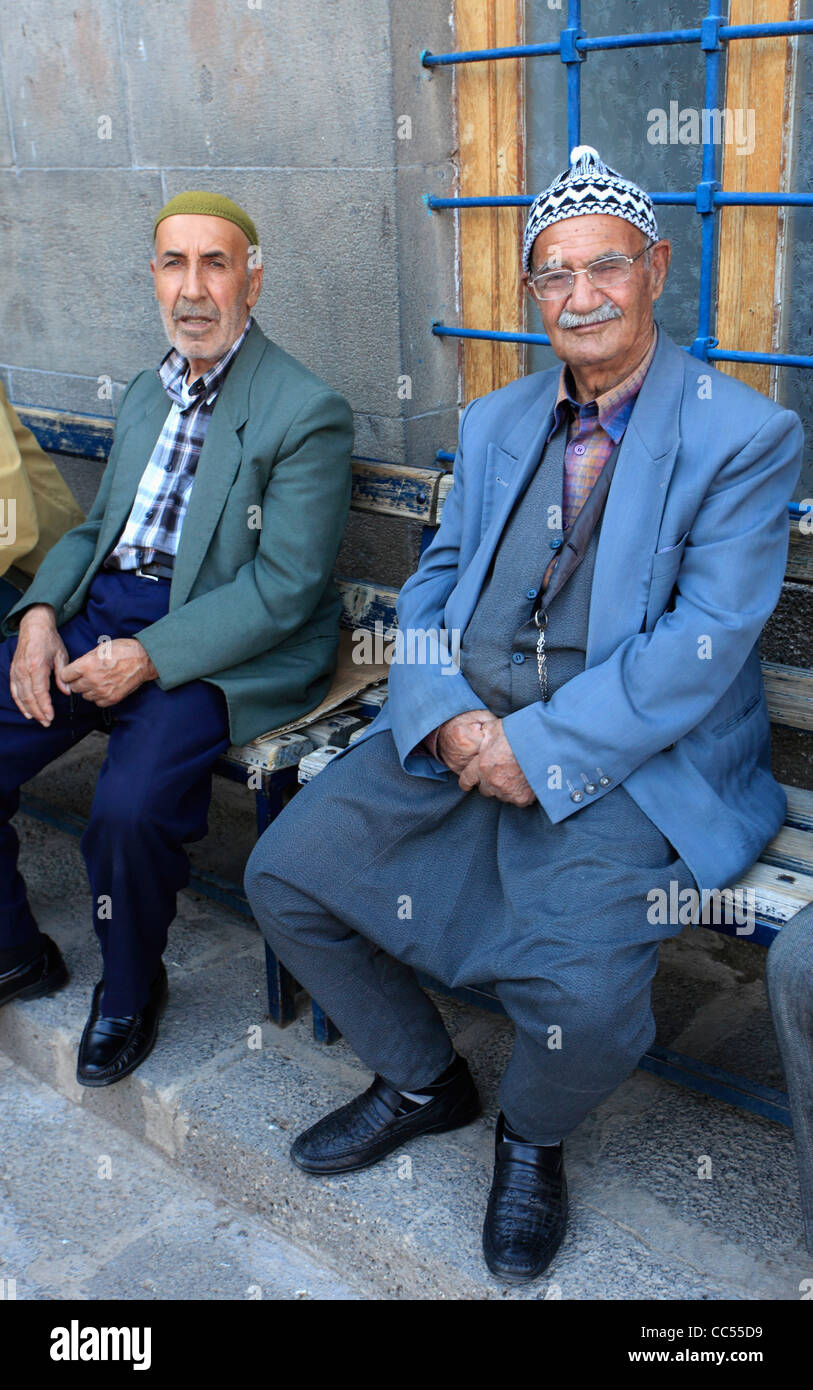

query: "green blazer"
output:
1 322 354 747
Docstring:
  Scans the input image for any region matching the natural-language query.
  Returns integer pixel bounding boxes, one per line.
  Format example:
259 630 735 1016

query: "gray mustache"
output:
557 303 622 329
173 305 220 322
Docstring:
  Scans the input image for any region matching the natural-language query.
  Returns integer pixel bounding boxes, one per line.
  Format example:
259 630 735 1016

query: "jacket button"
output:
570 790 584 803
526 588 538 599
584 782 597 794
511 652 524 664
550 537 563 550
599 775 611 787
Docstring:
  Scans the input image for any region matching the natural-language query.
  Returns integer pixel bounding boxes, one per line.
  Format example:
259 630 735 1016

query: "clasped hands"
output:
436 710 536 807
9 604 158 727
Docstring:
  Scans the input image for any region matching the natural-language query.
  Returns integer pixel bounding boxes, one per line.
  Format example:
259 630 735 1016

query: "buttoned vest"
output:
461 421 620 717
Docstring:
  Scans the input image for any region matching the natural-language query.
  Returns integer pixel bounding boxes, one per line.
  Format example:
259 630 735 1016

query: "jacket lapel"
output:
170 322 266 606
586 328 685 665
458 372 560 627
94 390 170 565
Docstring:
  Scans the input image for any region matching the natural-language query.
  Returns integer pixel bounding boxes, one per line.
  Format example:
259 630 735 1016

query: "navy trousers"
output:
0 568 231 1014
0 577 21 620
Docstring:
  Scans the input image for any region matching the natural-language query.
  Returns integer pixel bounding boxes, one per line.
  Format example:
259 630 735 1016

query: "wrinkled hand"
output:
458 719 536 806
60 638 158 708
436 709 499 773
9 605 70 726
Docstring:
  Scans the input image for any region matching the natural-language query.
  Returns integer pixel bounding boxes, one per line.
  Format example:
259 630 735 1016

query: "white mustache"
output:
557 302 622 329
173 306 220 322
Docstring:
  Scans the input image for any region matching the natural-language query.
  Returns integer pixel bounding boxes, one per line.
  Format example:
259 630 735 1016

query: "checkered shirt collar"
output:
554 325 658 442
157 315 253 409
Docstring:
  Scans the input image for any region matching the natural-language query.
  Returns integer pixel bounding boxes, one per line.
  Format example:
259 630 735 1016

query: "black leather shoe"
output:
482 1112 568 1284
0 936 68 1008
76 964 168 1088
290 1052 481 1174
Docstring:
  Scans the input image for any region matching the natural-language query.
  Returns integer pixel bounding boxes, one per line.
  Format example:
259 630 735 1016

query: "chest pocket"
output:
644 530 690 631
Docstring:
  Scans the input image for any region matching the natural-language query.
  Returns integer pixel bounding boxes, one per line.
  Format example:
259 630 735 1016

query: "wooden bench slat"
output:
435 472 454 523
731 860 813 924
759 824 813 878
15 405 445 525
351 461 442 522
336 577 399 631
762 661 813 732
787 526 813 583
783 783 813 831
17 405 115 460
16 402 813 591
220 731 315 774
335 582 813 735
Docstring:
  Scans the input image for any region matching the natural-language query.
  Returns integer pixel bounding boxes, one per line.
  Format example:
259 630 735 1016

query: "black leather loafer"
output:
290 1052 481 1174
482 1112 568 1284
76 964 168 1088
0 936 68 1008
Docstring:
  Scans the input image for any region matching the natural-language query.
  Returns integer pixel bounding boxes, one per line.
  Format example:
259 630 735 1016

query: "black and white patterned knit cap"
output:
522 145 659 273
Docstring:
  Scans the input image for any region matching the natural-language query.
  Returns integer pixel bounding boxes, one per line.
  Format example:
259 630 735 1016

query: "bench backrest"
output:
13 403 813 738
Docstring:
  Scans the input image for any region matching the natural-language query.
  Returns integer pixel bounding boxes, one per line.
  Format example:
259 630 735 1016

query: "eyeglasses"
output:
528 245 654 301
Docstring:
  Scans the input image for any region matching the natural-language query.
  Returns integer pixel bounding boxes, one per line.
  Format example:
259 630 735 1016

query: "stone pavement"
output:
0 1055 363 1301
0 733 811 1300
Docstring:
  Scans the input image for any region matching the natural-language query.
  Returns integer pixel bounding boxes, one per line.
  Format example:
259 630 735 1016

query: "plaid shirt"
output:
423 328 659 761
104 317 253 571
540 326 658 589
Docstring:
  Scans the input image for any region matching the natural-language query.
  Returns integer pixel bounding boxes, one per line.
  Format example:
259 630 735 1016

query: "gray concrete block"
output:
391 0 456 170
588 1086 810 1292
336 511 418 591
0 1060 364 1299
404 405 459 470
352 411 405 463
81 1204 362 1301
0 60 14 166
395 163 460 422
162 167 402 415
0 170 166 380
0 0 131 167
0 1063 173 1269
120 0 394 169
6 367 126 417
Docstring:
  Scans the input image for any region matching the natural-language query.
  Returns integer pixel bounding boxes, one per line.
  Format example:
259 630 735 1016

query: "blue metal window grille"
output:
422 0 813 471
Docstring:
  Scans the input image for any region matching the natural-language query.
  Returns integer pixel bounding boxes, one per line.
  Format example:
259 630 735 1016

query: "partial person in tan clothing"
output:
0 380 85 617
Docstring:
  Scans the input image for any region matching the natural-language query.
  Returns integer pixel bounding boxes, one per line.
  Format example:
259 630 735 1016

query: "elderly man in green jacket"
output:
0 192 353 1085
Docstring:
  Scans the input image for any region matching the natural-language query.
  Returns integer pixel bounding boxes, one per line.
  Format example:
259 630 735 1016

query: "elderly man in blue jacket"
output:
245 148 804 1285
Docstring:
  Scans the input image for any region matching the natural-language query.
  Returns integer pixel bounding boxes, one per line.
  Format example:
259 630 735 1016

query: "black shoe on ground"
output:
290 1052 481 1175
76 964 168 1088
482 1112 568 1285
0 936 68 1008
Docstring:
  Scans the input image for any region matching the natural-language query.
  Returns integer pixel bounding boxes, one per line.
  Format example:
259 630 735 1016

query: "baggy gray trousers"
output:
245 420 693 1143
244 731 694 1144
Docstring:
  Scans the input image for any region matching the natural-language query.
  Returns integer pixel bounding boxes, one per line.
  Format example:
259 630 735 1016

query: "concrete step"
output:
0 1054 365 1301
1 808 811 1299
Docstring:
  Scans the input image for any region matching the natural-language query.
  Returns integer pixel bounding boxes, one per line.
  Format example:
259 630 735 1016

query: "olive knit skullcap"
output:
153 192 258 247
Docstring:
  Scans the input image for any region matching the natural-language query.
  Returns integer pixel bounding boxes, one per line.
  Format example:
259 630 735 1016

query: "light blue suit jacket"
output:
349 327 804 894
